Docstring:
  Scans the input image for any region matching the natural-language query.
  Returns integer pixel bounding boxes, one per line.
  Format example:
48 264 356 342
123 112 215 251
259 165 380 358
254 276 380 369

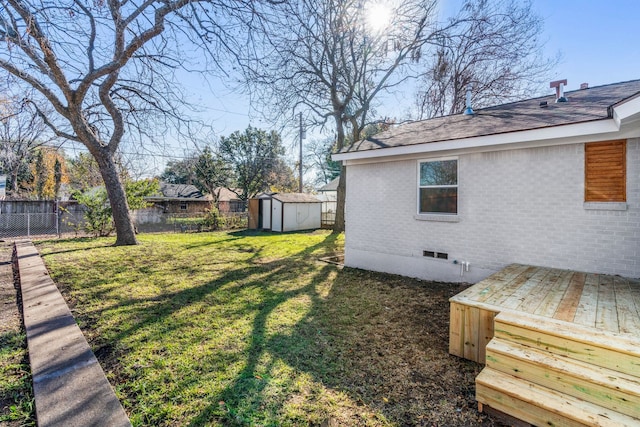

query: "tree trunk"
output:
331 112 347 233
332 164 346 233
10 167 19 193
96 153 138 245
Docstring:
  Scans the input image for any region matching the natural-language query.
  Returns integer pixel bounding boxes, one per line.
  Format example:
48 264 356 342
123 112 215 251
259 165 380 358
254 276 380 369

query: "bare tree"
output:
0 0 255 244
0 96 52 197
415 0 557 119
244 0 446 232
304 137 341 187
193 145 230 202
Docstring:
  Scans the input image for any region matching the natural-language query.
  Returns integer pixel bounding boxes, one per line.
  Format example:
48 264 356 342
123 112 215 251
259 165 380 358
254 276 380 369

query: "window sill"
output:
583 202 627 211
414 214 460 222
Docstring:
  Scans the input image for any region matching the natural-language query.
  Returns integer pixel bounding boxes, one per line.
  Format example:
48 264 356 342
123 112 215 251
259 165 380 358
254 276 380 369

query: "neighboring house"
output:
316 177 339 203
248 192 322 232
145 183 212 214
213 187 246 213
333 79 640 283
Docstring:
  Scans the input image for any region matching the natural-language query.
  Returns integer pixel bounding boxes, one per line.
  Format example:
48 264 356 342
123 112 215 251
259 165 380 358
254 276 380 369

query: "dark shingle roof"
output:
272 193 321 203
159 183 205 199
339 79 640 154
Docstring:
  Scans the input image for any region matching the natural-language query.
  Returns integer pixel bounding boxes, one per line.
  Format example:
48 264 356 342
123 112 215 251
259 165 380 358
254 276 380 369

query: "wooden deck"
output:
449 264 640 426
449 264 640 362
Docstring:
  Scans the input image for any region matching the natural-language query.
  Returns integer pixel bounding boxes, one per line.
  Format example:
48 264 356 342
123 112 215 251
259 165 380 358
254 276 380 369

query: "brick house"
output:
333 79 640 283
213 187 246 213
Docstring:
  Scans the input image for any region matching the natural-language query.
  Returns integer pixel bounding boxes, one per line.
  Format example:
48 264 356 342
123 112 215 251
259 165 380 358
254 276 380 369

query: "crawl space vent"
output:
423 250 448 260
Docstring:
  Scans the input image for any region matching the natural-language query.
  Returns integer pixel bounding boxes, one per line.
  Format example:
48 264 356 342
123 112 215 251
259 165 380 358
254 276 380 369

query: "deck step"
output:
485 338 640 419
476 368 640 427
493 310 640 376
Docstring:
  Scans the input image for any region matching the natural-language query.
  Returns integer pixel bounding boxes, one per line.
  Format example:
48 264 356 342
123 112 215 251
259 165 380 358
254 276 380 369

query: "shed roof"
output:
272 193 321 203
317 177 339 192
338 79 640 155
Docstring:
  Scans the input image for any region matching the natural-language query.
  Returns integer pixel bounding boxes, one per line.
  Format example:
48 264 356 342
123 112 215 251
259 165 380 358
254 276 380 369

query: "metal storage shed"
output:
248 193 321 232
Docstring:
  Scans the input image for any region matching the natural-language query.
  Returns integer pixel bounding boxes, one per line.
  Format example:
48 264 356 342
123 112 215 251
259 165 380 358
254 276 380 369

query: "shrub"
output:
201 207 220 230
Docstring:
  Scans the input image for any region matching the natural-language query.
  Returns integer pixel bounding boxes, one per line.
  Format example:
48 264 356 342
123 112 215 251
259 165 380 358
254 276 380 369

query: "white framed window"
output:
180 201 188 211
418 158 458 215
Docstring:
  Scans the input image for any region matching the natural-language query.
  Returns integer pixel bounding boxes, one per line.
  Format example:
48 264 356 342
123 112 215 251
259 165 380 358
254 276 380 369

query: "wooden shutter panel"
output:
584 140 626 202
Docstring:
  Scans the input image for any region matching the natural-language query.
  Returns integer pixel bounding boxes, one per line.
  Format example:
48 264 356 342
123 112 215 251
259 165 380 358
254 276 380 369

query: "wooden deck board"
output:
482 266 539 306
596 274 619 332
500 268 552 310
573 273 600 328
629 278 640 326
515 268 558 313
533 270 574 318
453 264 532 303
553 272 586 322
615 276 640 334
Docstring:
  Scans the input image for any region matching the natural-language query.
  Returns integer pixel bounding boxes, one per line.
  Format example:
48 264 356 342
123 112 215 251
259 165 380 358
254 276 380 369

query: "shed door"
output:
248 199 259 229
262 199 271 229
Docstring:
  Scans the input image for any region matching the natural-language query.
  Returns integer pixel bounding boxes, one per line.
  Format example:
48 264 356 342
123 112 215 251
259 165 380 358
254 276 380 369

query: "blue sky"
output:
128 0 639 177
533 0 639 89
191 0 640 139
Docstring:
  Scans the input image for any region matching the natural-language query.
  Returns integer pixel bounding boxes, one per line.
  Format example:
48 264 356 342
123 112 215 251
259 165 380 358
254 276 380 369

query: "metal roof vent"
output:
550 79 568 102
463 86 474 115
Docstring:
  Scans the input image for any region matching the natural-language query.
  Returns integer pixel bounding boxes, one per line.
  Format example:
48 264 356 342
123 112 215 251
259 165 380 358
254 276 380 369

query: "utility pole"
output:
298 112 305 193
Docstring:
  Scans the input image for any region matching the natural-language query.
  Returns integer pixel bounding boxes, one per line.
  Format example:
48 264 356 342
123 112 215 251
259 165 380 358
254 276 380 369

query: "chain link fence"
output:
0 210 249 239
0 210 86 239
134 212 248 234
321 201 336 228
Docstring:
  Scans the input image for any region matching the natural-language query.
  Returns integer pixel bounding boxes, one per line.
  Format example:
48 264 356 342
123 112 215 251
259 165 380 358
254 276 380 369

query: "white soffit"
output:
613 94 640 126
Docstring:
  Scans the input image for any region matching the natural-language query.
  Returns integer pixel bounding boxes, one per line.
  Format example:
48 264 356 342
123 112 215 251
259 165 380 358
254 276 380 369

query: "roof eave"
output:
613 93 640 126
334 119 628 162
333 93 640 163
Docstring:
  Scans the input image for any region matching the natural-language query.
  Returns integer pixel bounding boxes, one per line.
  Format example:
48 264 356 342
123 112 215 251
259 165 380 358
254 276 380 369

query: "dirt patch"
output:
311 268 499 426
0 243 20 340
0 242 35 426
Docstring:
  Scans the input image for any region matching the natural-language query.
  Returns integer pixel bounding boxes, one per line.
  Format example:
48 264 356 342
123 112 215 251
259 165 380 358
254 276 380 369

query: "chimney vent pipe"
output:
550 79 568 102
463 86 474 115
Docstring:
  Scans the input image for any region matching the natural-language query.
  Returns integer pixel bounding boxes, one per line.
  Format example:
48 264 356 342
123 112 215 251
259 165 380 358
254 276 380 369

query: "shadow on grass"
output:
51 232 485 426
186 262 336 426
183 265 485 426
37 238 115 257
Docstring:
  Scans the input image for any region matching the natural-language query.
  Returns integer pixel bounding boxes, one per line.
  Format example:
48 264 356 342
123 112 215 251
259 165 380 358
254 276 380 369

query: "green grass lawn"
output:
36 231 489 427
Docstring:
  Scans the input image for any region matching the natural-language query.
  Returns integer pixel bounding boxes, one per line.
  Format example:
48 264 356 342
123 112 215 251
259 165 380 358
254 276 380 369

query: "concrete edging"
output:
14 240 131 427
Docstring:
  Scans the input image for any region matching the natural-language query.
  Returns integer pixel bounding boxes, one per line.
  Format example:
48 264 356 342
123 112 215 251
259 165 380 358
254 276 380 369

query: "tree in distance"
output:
415 0 557 119
0 95 53 197
193 146 231 203
219 126 291 201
